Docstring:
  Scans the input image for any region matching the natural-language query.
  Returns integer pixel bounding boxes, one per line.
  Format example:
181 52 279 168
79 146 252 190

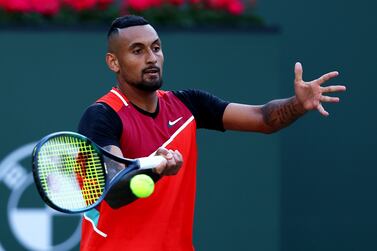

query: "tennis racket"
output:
32 131 165 214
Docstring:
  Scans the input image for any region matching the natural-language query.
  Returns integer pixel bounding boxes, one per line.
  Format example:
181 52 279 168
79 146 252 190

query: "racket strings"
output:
37 136 106 211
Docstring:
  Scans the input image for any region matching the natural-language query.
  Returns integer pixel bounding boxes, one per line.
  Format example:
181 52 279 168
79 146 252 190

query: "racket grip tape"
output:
138 156 166 170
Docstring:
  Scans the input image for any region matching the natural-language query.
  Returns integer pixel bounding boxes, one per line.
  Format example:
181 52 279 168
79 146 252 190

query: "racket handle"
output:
138 156 166 170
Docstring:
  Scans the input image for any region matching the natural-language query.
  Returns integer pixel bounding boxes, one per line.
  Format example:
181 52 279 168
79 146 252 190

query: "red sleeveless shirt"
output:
80 88 198 251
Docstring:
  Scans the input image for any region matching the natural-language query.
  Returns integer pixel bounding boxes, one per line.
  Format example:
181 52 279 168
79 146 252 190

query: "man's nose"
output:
146 49 157 64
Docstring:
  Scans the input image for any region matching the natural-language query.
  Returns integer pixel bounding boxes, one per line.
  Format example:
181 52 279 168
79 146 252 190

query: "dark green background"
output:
258 0 377 250
0 0 376 250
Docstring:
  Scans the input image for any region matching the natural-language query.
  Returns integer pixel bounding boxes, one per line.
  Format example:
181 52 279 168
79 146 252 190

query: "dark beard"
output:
131 79 163 92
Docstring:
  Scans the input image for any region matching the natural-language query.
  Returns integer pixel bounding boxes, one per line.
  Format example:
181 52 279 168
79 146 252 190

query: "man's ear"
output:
106 53 120 73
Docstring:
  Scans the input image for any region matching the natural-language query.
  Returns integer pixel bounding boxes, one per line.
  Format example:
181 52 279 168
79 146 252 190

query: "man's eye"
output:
153 46 160 52
133 49 142 54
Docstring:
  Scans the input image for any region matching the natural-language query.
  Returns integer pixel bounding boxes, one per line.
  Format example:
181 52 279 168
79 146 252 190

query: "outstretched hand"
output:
294 62 346 116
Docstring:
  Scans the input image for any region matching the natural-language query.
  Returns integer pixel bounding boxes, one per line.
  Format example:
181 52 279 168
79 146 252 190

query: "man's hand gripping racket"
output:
32 131 166 214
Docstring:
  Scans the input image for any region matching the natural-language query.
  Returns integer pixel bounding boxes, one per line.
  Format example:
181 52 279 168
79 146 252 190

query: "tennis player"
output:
78 15 346 251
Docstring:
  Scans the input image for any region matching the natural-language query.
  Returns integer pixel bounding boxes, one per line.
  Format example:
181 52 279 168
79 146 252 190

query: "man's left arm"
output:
223 62 347 133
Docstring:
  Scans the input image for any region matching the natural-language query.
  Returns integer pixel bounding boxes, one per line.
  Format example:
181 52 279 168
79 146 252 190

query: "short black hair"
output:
107 15 150 39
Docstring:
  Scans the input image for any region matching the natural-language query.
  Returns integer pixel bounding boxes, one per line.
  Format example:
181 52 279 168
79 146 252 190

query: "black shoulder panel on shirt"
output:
172 89 229 131
77 102 122 147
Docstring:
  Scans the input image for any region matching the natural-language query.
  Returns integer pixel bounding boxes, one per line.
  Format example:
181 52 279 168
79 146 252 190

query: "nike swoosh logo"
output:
168 117 183 127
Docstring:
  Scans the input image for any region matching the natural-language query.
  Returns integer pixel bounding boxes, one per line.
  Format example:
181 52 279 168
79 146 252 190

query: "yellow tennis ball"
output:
130 174 155 198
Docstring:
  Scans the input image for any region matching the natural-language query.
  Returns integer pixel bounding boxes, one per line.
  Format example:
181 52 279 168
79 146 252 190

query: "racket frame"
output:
32 131 143 214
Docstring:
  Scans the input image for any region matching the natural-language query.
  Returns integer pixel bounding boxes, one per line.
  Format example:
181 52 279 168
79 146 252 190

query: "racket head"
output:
32 132 108 213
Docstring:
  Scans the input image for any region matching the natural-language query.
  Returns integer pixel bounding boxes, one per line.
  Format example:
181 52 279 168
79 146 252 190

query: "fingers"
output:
164 150 183 176
317 71 339 85
317 103 329 116
319 85 346 104
294 62 303 83
156 147 170 156
320 95 340 103
321 85 347 93
154 148 183 176
172 150 183 168
154 148 171 175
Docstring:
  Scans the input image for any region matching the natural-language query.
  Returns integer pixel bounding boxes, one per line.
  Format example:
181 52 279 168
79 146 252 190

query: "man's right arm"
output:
78 103 139 207
101 144 182 208
78 102 183 208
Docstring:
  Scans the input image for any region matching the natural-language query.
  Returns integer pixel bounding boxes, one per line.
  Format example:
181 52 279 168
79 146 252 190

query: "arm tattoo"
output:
261 97 306 131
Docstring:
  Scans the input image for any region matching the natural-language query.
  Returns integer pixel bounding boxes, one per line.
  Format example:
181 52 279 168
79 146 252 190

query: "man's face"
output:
111 25 164 92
